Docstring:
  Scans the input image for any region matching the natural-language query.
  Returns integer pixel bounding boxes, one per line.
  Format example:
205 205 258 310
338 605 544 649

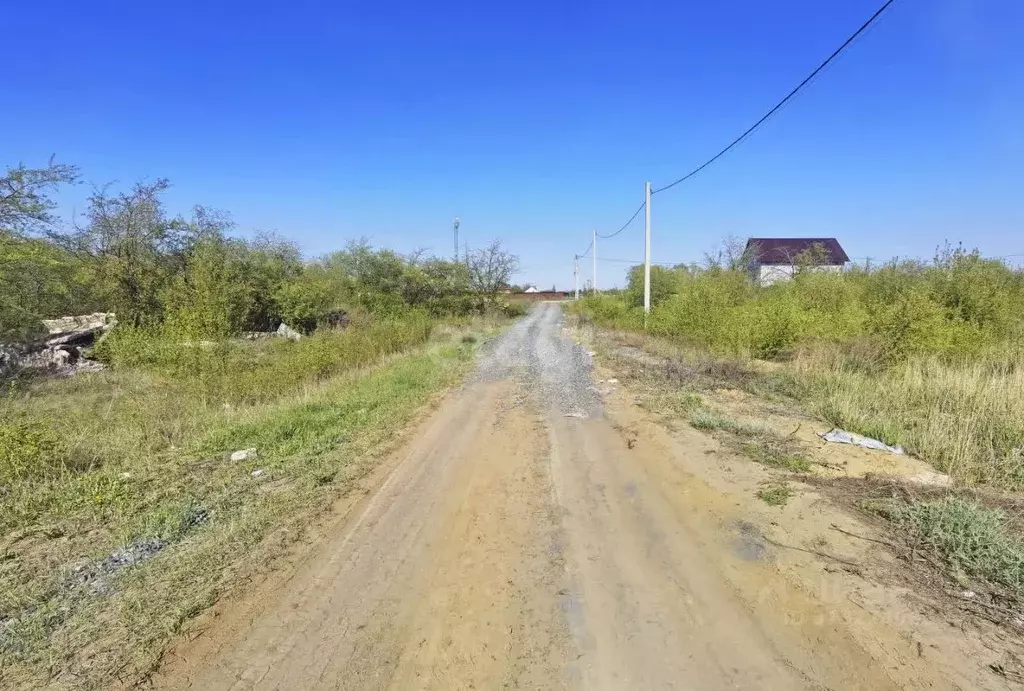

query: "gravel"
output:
72 538 169 596
479 303 600 418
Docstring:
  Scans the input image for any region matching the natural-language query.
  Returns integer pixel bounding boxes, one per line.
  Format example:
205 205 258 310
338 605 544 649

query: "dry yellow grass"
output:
580 322 1024 490
790 349 1024 488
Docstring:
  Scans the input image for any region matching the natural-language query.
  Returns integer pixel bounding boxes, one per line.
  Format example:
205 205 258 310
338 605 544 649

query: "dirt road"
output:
155 304 980 690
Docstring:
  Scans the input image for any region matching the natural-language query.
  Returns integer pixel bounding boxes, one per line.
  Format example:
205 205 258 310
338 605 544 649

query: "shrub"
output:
581 250 1024 365
869 496 1024 594
0 415 74 485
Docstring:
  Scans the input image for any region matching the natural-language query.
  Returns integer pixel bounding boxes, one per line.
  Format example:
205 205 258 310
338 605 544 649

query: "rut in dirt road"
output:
155 303 933 690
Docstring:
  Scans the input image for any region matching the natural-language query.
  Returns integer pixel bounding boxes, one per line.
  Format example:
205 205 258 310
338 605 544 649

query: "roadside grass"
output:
740 440 812 473
576 314 1024 491
786 348 1024 489
686 408 813 473
688 409 770 436
757 483 794 507
864 493 1024 597
0 319 490 689
574 281 1024 628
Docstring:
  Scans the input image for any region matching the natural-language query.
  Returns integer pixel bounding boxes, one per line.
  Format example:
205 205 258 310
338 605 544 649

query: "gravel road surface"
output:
154 303 963 690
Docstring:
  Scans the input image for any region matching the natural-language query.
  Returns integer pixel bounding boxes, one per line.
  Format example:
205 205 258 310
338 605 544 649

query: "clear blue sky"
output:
3 0 1023 288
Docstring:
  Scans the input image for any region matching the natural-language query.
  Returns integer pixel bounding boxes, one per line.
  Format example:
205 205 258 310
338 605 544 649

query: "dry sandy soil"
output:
150 304 1022 690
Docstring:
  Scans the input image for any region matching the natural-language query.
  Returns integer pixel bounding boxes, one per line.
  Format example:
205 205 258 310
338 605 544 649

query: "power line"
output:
597 257 679 266
596 201 646 239
578 239 594 258
651 0 898 195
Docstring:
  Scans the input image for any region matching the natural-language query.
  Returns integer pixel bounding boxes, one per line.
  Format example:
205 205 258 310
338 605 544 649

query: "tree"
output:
792 242 833 276
625 264 679 308
704 235 754 272
0 158 79 236
57 179 199 325
0 232 85 341
467 240 519 295
0 159 84 341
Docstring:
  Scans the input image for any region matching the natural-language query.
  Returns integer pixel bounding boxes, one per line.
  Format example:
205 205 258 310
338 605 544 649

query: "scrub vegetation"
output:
574 237 1024 616
0 159 521 688
575 238 1024 489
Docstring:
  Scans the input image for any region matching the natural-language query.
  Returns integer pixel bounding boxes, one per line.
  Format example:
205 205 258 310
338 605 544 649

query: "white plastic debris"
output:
230 448 258 462
250 469 265 478
819 429 904 455
606 378 619 384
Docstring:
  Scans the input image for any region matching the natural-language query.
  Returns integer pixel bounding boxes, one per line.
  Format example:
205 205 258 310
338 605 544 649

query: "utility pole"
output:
453 217 460 261
643 181 652 322
573 255 579 300
592 229 598 293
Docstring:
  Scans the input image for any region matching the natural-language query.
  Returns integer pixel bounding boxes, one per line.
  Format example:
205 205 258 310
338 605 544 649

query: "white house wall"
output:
755 263 842 286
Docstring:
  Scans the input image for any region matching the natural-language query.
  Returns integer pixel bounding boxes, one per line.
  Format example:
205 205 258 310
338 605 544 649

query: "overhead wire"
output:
597 257 679 266
596 201 646 239
651 0 898 195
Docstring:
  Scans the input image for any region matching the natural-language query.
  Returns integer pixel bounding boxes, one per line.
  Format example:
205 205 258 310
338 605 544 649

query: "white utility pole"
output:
453 217 460 261
592 229 598 293
643 181 652 321
573 255 579 300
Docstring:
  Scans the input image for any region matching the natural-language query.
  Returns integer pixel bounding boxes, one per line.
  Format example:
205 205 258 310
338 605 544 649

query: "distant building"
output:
745 237 849 286
523 285 539 293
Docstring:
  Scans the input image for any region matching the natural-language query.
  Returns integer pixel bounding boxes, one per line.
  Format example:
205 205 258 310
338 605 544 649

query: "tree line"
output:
0 160 520 342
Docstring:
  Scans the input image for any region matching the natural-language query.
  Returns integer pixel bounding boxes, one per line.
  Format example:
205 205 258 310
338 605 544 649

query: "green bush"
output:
581 248 1024 365
0 416 74 485
869 496 1024 594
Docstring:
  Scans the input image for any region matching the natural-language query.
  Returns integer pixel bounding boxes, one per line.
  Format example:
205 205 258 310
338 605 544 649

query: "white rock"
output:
230 448 258 462
606 378 619 384
251 469 265 478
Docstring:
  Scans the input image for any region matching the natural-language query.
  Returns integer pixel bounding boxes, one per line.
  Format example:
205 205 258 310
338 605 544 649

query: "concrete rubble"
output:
1 312 116 379
276 322 303 341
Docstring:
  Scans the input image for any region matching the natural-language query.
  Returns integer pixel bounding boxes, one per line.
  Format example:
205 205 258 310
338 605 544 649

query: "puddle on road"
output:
731 520 772 562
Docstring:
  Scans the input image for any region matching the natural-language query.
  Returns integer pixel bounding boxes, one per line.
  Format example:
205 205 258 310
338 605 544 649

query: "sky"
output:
3 0 1023 288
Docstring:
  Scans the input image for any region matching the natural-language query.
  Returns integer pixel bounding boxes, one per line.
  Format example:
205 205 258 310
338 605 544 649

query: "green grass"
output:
757 483 794 507
865 495 1024 595
740 440 812 473
688 409 769 437
0 321 485 690
94 316 436 405
686 409 812 473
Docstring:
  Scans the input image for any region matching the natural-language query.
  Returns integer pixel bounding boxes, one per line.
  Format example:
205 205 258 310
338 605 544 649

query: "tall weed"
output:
576 250 1024 488
93 316 434 404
